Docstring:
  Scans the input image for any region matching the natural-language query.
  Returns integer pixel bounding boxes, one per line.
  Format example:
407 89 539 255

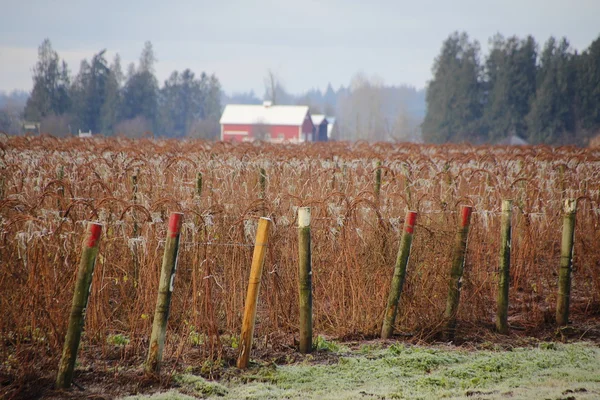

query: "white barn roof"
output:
220 103 310 126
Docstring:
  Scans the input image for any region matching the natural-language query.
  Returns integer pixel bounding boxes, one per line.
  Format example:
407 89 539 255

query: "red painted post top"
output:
87 222 103 248
405 211 417 234
460 206 473 228
168 212 184 238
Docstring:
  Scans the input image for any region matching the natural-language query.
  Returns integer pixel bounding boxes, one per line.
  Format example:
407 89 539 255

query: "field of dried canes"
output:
1 135 599 392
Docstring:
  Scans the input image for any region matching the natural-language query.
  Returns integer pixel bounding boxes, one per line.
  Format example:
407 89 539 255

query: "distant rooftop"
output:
311 114 328 125
497 135 528 146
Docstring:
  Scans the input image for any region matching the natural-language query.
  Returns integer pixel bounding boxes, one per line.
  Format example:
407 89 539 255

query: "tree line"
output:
423 32 600 145
3 32 599 145
20 39 222 138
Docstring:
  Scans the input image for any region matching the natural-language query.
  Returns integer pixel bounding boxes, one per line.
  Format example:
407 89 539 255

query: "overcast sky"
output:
0 0 598 96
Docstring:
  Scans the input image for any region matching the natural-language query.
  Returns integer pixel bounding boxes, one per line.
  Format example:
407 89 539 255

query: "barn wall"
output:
221 124 302 142
302 117 315 142
268 125 301 142
221 124 253 142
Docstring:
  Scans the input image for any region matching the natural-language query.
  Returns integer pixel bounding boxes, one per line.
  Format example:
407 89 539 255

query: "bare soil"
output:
2 312 599 400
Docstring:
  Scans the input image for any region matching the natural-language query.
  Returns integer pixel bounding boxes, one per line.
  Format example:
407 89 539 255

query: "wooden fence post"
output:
298 207 313 353
259 168 267 216
145 212 183 374
131 168 140 285
259 168 266 198
381 210 417 339
557 198 576 326
496 200 513 334
56 222 102 389
443 205 473 340
237 217 272 369
374 160 382 200
57 165 65 216
196 172 203 198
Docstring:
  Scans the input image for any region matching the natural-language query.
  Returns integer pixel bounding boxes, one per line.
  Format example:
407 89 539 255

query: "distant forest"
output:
423 32 600 146
1 31 599 145
1 40 223 139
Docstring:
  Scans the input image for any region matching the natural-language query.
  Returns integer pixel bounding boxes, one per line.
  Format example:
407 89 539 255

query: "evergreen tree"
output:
483 35 537 142
24 39 71 121
204 74 223 121
323 83 337 110
158 69 201 137
157 70 222 138
575 34 600 139
120 42 159 130
526 37 576 144
422 32 484 143
70 50 110 133
100 54 124 134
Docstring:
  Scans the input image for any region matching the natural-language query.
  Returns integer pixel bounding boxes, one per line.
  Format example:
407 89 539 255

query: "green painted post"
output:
496 200 513 334
381 210 417 339
56 222 102 389
444 205 473 340
298 207 313 353
556 199 576 326
145 212 183 374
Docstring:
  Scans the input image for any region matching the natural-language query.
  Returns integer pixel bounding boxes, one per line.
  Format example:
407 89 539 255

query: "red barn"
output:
220 102 315 143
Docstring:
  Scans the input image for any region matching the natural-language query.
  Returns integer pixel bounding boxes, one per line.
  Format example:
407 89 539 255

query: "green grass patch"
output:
120 342 600 399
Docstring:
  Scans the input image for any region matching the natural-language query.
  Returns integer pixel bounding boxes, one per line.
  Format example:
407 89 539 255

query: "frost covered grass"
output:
123 342 600 399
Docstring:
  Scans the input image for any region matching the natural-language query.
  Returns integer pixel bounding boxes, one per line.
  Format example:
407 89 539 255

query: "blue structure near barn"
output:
311 114 335 142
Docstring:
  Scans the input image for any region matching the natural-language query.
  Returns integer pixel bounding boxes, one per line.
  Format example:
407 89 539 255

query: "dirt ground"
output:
2 312 600 400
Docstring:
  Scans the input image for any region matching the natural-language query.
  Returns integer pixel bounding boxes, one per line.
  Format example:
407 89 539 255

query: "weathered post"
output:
196 172 203 198
56 222 102 389
131 168 140 284
57 165 65 216
556 198 576 326
381 210 417 339
496 200 513 334
374 160 382 200
259 167 267 216
401 163 412 208
145 212 183 374
237 217 272 369
443 205 473 340
298 207 313 353
259 168 266 199
558 164 567 200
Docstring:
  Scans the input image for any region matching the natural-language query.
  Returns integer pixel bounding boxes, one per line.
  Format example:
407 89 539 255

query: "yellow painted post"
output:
237 217 272 369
